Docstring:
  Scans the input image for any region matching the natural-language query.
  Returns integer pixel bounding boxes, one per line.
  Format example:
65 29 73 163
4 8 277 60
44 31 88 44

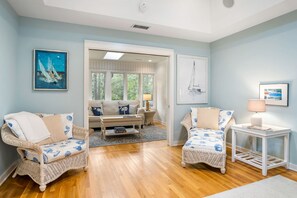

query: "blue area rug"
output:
89 125 167 147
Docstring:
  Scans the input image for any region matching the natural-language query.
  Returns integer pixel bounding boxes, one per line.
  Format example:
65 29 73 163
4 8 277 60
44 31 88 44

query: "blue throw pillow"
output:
119 105 129 115
91 107 103 116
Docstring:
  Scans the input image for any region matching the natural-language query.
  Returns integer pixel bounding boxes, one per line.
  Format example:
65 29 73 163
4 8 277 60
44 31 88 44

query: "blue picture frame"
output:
33 49 68 91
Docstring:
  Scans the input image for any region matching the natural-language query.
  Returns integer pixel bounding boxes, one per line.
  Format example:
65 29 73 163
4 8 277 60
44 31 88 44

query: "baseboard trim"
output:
0 160 18 186
226 143 297 172
172 140 186 146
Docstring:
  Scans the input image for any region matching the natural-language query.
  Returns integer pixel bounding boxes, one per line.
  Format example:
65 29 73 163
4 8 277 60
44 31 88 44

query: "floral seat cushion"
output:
24 139 86 164
183 134 224 153
189 128 224 140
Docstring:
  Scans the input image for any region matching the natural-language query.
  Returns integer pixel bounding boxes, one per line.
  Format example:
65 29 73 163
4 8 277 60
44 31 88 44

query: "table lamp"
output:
248 99 266 127
143 94 152 111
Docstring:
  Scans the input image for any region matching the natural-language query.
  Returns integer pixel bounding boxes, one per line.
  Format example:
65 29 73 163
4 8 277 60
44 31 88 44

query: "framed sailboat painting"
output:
33 49 68 91
177 55 208 104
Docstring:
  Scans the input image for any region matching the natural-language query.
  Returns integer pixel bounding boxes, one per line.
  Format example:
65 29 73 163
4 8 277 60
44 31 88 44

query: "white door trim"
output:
84 40 175 146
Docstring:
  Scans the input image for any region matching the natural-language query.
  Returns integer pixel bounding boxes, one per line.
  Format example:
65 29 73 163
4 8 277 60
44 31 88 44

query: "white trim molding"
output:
0 160 18 186
84 40 175 146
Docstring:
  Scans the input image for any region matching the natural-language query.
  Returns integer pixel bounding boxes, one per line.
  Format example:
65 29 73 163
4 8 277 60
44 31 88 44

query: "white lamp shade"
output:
248 99 266 112
143 94 152 101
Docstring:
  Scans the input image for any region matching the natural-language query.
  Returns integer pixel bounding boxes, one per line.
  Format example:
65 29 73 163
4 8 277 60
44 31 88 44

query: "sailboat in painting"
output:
188 61 205 95
47 58 62 80
38 59 58 83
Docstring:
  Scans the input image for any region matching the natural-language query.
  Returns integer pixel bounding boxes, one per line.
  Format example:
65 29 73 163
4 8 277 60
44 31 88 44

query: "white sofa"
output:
88 100 145 129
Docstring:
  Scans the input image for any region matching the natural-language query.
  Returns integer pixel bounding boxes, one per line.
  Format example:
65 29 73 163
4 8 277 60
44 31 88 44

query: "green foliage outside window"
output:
143 74 154 107
127 74 139 100
91 72 105 100
111 73 124 100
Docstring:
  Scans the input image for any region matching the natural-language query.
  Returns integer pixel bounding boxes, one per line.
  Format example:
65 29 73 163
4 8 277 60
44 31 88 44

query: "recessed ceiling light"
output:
104 52 124 60
148 60 152 62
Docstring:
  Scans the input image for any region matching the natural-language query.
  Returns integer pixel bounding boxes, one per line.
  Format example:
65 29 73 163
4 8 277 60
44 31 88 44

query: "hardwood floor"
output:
1 140 297 198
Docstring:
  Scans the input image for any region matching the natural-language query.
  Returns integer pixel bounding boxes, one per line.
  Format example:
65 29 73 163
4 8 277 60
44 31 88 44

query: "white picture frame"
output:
177 55 208 104
259 83 289 106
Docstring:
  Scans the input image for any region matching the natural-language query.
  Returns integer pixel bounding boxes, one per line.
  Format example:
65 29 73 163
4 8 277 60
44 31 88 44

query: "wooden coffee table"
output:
100 115 143 139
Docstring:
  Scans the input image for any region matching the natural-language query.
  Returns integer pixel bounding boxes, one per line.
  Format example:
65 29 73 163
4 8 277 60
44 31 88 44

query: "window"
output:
142 74 154 107
127 74 139 100
111 73 124 100
91 72 105 100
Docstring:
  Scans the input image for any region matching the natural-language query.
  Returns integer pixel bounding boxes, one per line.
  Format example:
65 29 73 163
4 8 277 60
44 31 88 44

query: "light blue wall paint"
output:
211 10 297 165
17 17 210 144
0 0 19 175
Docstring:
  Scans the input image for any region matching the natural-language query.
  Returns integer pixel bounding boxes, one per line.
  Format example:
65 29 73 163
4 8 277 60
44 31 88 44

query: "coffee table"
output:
100 115 143 139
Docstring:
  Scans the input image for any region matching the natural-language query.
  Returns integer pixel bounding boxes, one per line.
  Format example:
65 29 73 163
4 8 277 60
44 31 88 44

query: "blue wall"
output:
17 17 210 145
0 0 19 175
211 10 297 164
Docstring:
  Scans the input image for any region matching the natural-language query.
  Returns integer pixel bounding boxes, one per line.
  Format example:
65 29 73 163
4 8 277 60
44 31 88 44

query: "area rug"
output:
207 175 297 198
89 125 166 147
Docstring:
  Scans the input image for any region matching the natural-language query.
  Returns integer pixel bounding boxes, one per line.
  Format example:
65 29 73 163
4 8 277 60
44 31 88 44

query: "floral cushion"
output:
24 138 86 164
183 135 224 153
5 119 27 140
60 113 74 138
184 128 225 153
218 110 234 131
189 128 224 140
190 107 198 127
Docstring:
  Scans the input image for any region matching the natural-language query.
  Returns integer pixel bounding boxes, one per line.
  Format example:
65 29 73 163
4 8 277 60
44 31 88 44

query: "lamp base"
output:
251 114 262 127
145 100 150 111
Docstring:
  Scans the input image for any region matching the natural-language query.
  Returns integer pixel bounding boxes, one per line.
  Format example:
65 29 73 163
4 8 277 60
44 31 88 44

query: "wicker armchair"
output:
1 124 89 192
181 113 235 174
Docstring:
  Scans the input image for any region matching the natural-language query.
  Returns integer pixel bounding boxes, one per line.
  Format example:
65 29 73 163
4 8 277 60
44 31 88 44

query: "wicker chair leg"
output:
220 168 226 174
84 166 88 171
39 185 46 192
12 171 17 178
181 161 186 168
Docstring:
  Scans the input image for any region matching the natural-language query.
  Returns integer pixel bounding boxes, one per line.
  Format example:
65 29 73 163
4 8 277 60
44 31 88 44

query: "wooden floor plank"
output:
0 139 297 198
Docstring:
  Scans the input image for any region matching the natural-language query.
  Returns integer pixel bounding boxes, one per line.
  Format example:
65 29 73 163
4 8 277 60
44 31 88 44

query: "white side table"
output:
231 124 291 176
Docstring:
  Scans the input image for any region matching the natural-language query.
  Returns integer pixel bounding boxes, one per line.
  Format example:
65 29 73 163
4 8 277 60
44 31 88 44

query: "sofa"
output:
88 100 145 129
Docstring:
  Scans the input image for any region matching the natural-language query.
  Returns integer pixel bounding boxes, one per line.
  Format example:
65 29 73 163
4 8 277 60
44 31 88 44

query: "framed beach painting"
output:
33 49 68 91
177 55 208 104
259 83 289 106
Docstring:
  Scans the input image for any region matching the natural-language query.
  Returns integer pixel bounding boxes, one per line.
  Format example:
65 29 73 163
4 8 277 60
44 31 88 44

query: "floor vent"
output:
131 24 150 30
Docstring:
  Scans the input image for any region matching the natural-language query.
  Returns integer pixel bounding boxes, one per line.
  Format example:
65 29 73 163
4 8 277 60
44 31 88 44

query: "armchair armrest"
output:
137 108 145 115
181 113 192 136
72 125 89 140
1 124 42 154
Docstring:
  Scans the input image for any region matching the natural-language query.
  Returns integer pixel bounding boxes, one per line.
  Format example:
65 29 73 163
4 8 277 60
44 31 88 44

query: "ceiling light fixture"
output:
148 60 152 62
104 52 124 60
223 0 234 8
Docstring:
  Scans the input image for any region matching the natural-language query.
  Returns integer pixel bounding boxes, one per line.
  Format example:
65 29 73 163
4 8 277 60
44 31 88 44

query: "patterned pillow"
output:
190 107 198 127
5 119 27 140
91 107 103 116
119 105 129 115
60 113 74 138
219 110 234 131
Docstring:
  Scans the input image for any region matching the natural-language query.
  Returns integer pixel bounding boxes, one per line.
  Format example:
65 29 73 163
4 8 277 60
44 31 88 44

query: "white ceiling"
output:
8 0 297 42
89 50 168 64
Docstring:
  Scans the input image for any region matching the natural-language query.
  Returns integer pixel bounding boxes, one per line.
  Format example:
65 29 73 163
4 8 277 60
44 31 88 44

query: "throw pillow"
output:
60 113 74 138
5 119 27 140
197 108 220 130
41 115 68 143
219 110 234 131
91 107 103 116
190 107 198 127
119 105 130 115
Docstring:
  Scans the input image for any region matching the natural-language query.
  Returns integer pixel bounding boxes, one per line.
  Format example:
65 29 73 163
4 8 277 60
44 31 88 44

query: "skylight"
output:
104 52 124 60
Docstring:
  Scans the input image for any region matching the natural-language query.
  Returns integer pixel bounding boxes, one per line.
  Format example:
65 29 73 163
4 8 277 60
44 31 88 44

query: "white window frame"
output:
126 73 140 101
